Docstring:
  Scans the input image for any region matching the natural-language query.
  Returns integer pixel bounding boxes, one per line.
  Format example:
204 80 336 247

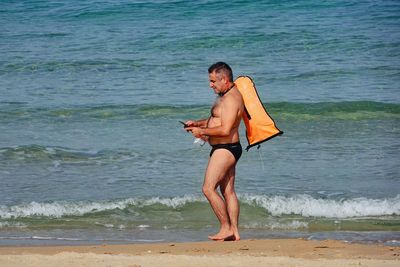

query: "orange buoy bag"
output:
235 76 283 150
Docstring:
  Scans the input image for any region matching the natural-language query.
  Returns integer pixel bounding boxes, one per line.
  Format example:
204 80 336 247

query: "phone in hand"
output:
179 121 189 128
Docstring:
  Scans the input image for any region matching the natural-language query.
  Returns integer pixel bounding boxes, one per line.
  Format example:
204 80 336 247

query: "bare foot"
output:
208 229 234 241
233 234 240 241
232 230 240 241
208 234 235 241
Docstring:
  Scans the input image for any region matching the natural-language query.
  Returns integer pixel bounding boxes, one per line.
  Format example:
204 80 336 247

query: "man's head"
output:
208 62 233 94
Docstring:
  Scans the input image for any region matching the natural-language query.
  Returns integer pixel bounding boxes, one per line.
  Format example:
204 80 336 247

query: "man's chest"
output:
210 102 223 118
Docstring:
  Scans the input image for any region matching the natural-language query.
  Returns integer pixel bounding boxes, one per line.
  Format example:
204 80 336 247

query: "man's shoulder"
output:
222 91 244 108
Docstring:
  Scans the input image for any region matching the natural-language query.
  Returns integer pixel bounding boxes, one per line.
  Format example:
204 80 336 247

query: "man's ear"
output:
223 77 229 86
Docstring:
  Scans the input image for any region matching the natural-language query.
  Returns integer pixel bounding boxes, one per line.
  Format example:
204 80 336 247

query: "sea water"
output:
0 0 399 245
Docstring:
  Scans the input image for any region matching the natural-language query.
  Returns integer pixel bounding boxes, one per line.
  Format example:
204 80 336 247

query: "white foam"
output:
142 195 203 208
0 195 203 219
1 194 399 219
241 194 400 218
0 199 137 219
243 220 308 230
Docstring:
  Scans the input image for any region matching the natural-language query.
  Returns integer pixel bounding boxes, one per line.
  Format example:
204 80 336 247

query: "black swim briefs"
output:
209 142 242 162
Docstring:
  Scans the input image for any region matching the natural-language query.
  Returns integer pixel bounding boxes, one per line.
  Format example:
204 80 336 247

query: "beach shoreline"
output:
1 1 399 266
1 238 398 267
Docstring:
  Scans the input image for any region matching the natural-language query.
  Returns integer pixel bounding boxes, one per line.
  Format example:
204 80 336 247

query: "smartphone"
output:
179 121 189 128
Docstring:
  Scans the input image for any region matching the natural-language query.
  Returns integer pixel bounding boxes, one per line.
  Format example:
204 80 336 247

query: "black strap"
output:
244 106 251 120
218 83 235 97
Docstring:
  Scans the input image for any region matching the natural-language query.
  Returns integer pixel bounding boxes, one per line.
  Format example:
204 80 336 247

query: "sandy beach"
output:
0 239 399 267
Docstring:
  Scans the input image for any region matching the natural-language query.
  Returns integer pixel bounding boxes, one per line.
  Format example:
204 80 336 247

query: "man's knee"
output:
202 185 215 198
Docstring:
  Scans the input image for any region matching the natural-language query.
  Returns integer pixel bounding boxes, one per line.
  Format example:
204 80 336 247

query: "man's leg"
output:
220 165 240 241
203 148 236 240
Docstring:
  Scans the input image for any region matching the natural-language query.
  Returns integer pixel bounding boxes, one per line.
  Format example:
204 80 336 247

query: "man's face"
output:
209 71 227 95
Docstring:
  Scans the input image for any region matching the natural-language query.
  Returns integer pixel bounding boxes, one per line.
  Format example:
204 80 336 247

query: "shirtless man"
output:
185 62 244 241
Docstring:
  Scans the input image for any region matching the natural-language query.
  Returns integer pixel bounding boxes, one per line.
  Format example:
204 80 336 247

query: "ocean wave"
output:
1 101 399 122
0 221 27 229
0 195 203 219
273 101 400 121
241 194 400 218
242 220 309 230
1 194 399 220
0 104 208 121
0 199 134 219
0 145 138 164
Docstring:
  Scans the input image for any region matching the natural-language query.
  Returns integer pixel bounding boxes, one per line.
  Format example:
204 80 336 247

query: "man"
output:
185 62 244 241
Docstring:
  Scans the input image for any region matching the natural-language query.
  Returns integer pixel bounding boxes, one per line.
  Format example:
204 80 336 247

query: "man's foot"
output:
232 229 240 241
208 229 235 241
233 233 240 241
208 234 235 241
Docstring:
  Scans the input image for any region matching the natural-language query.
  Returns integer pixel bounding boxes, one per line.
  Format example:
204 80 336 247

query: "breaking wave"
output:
1 194 399 220
241 194 400 218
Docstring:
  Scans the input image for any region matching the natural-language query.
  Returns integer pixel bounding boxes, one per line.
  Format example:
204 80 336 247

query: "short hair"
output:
208 62 233 82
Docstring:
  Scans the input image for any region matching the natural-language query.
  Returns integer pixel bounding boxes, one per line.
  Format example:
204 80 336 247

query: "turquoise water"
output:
1 0 399 245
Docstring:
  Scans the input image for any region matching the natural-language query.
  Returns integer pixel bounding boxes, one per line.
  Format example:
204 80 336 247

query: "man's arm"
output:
185 118 208 128
188 97 239 138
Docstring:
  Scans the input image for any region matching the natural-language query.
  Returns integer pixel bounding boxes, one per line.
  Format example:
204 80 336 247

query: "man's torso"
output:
207 87 244 145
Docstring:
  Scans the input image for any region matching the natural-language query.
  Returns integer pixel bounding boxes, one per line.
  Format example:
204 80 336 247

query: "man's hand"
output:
185 126 203 138
184 120 197 127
